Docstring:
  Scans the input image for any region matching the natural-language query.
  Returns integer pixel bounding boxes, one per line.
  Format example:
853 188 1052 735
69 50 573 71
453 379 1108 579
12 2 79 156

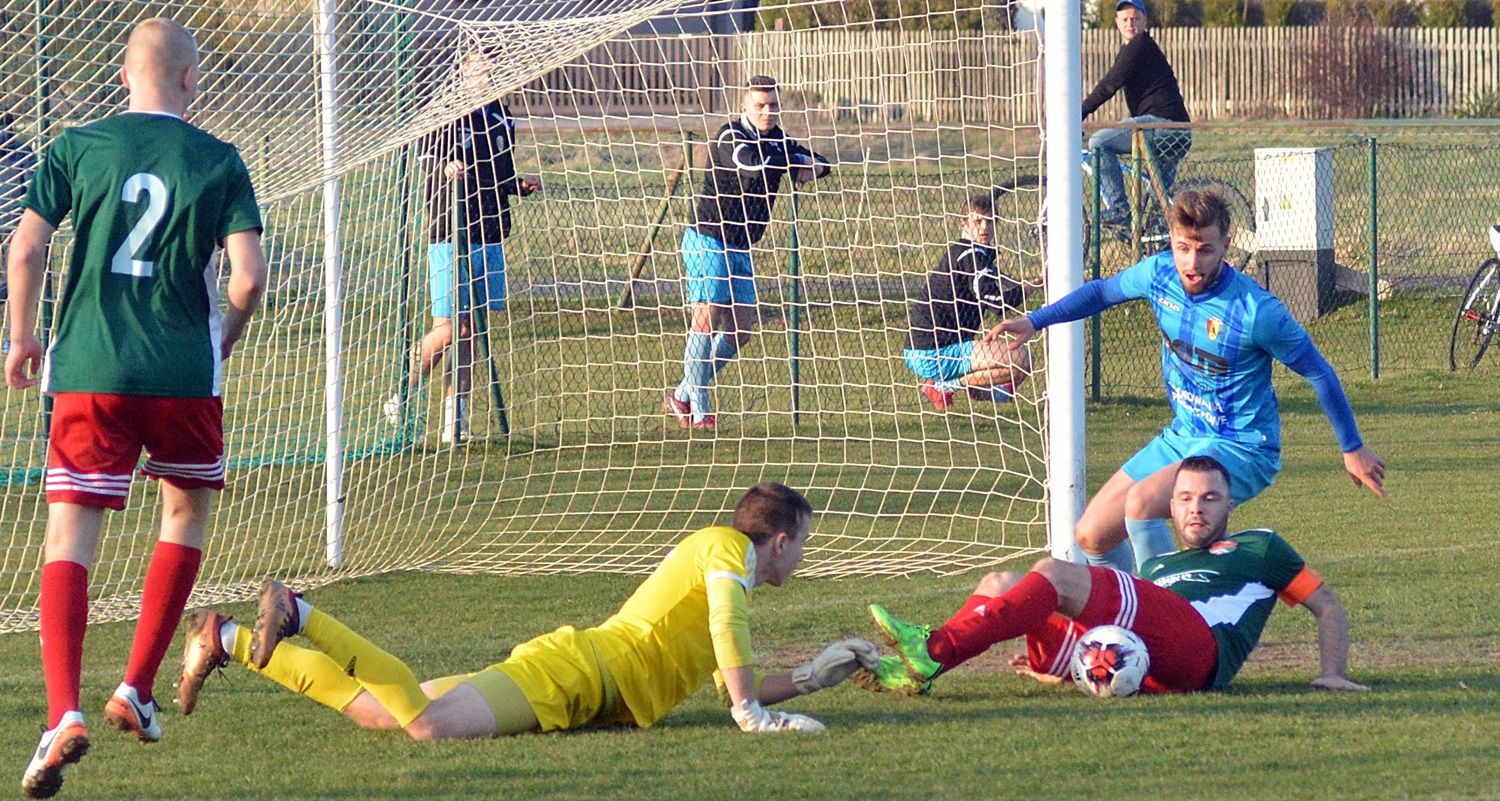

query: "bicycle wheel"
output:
1173 177 1256 271
1449 258 1500 371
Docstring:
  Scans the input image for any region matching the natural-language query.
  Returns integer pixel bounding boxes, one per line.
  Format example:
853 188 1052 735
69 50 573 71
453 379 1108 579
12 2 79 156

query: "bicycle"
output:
1448 224 1500 371
991 146 1256 273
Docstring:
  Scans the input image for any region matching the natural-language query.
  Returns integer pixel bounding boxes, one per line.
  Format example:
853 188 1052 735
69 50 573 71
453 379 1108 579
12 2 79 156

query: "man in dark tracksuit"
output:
1083 0 1190 227
663 75 830 430
902 194 1030 411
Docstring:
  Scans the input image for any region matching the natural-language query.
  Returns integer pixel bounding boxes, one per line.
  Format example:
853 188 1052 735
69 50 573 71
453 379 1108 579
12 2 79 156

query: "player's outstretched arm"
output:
220 229 267 359
1302 585 1369 692
5 210 55 389
984 272 1132 349
1278 338 1387 499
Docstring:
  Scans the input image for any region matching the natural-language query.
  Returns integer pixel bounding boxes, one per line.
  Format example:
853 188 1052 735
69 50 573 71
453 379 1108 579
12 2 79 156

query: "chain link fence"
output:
1082 121 1500 399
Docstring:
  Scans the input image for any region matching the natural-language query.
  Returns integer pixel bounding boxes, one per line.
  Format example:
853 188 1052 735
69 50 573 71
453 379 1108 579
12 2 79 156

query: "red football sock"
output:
926 572 1060 669
39 560 89 728
123 541 203 701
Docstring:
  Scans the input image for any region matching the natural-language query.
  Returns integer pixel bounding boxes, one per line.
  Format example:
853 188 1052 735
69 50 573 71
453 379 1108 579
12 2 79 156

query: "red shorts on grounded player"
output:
47 393 225 510
1024 566 1218 694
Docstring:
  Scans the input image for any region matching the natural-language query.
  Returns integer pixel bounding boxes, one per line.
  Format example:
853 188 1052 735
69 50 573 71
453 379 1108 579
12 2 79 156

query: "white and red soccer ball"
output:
1069 625 1150 698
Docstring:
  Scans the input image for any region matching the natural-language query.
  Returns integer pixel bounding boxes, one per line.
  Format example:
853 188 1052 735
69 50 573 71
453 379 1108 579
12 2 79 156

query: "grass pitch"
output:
0 369 1495 800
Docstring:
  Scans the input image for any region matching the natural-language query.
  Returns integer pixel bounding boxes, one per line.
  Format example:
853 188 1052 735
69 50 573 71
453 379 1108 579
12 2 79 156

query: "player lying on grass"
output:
903 193 1032 411
987 189 1385 574
854 456 1367 696
176 482 879 737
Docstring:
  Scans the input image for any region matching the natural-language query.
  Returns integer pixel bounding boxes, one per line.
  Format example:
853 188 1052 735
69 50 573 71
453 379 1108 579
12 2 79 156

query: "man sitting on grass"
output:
177 482 879 737
855 456 1367 696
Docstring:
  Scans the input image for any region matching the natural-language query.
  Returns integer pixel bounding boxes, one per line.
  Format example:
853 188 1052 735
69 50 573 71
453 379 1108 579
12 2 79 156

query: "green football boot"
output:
849 655 932 697
867 604 944 686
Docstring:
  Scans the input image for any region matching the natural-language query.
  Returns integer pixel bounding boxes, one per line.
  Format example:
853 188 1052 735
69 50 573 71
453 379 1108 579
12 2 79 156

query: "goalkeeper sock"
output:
926 574 1059 668
1125 517 1175 572
228 621 363 713
301 608 431 727
1075 540 1136 573
933 378 963 394
709 332 740 376
675 331 713 414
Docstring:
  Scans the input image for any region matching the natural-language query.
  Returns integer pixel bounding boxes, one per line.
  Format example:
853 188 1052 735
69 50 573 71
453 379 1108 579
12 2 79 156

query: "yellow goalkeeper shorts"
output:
467 625 627 732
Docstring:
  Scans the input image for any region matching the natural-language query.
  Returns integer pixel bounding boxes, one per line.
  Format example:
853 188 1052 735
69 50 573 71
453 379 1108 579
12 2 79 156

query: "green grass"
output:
0 370 1496 799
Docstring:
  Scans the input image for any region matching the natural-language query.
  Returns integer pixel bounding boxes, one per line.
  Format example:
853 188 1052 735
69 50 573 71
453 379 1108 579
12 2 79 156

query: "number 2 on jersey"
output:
111 172 168 278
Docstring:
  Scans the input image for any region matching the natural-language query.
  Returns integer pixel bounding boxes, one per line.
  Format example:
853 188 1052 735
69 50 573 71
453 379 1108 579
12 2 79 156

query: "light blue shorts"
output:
903 341 976 383
429 242 506 317
681 227 755 305
1121 430 1280 505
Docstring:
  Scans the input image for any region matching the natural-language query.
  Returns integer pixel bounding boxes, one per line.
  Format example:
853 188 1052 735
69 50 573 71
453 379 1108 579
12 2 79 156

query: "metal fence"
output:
1078 121 1500 399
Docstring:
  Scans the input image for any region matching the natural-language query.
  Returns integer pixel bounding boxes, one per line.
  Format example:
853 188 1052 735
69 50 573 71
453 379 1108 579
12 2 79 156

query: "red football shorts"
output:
1024 566 1218 694
47 392 225 510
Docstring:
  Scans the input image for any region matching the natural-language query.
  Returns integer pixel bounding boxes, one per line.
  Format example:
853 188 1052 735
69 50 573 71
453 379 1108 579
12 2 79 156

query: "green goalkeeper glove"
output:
731 699 825 733
792 637 881 695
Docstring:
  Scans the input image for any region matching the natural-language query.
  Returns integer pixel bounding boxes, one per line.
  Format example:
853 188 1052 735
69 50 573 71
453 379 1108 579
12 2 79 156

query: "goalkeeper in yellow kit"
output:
175 483 877 737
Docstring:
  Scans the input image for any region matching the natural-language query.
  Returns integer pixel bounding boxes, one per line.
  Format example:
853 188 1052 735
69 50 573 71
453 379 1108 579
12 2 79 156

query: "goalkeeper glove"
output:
792 637 881 695
731 699 825 733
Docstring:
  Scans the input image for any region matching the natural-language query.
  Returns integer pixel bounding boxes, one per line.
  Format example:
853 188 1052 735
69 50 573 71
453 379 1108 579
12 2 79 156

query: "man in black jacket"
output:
1083 0 1190 227
384 51 541 444
663 75 830 430
903 195 1030 411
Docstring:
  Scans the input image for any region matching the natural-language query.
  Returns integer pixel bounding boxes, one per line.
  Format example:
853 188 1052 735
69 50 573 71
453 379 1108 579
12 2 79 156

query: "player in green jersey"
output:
859 456 1366 696
5 18 267 799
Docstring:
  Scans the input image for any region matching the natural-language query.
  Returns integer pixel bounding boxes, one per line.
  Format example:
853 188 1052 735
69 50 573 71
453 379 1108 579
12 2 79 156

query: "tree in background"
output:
1203 0 1250 26
1261 0 1300 25
1325 0 1422 25
1419 0 1495 26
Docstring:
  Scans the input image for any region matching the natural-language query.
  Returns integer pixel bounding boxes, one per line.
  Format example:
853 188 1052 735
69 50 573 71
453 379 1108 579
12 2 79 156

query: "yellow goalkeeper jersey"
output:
587 525 757 727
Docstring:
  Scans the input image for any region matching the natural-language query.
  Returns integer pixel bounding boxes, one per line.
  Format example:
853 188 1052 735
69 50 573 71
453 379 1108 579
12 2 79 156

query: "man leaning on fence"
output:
1083 0 1191 229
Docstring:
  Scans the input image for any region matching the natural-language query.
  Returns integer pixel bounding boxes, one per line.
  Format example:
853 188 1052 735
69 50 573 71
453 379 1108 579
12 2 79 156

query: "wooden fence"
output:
514 26 1500 123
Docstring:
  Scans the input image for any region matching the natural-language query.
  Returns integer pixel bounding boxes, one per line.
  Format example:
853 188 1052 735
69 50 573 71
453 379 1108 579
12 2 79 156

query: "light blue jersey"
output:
1028 251 1363 460
1114 253 1310 450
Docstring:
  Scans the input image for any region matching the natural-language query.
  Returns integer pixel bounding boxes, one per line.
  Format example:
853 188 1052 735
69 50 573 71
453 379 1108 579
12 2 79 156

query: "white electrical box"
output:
1254 147 1334 251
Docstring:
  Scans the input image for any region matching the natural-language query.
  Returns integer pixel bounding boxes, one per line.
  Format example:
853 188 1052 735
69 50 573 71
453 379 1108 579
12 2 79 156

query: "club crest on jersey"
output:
1209 540 1238 554
1206 317 1223 341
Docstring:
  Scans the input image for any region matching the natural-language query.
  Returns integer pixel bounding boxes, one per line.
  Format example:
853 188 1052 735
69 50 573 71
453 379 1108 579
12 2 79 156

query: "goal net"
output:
0 0 1056 631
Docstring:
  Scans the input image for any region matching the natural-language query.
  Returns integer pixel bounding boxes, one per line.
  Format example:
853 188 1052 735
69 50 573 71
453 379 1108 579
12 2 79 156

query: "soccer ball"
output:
1069 625 1150 698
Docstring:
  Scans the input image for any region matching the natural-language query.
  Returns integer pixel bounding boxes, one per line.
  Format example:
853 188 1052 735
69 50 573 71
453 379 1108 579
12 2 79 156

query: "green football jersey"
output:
24 111 262 396
1140 529 1315 689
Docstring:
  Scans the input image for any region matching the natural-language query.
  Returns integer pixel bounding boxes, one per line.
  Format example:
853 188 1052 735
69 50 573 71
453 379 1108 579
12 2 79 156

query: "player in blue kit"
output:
987 189 1385 573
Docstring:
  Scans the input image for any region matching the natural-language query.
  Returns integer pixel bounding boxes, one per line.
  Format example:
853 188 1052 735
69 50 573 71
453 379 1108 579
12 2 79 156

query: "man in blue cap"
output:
1083 0 1191 230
